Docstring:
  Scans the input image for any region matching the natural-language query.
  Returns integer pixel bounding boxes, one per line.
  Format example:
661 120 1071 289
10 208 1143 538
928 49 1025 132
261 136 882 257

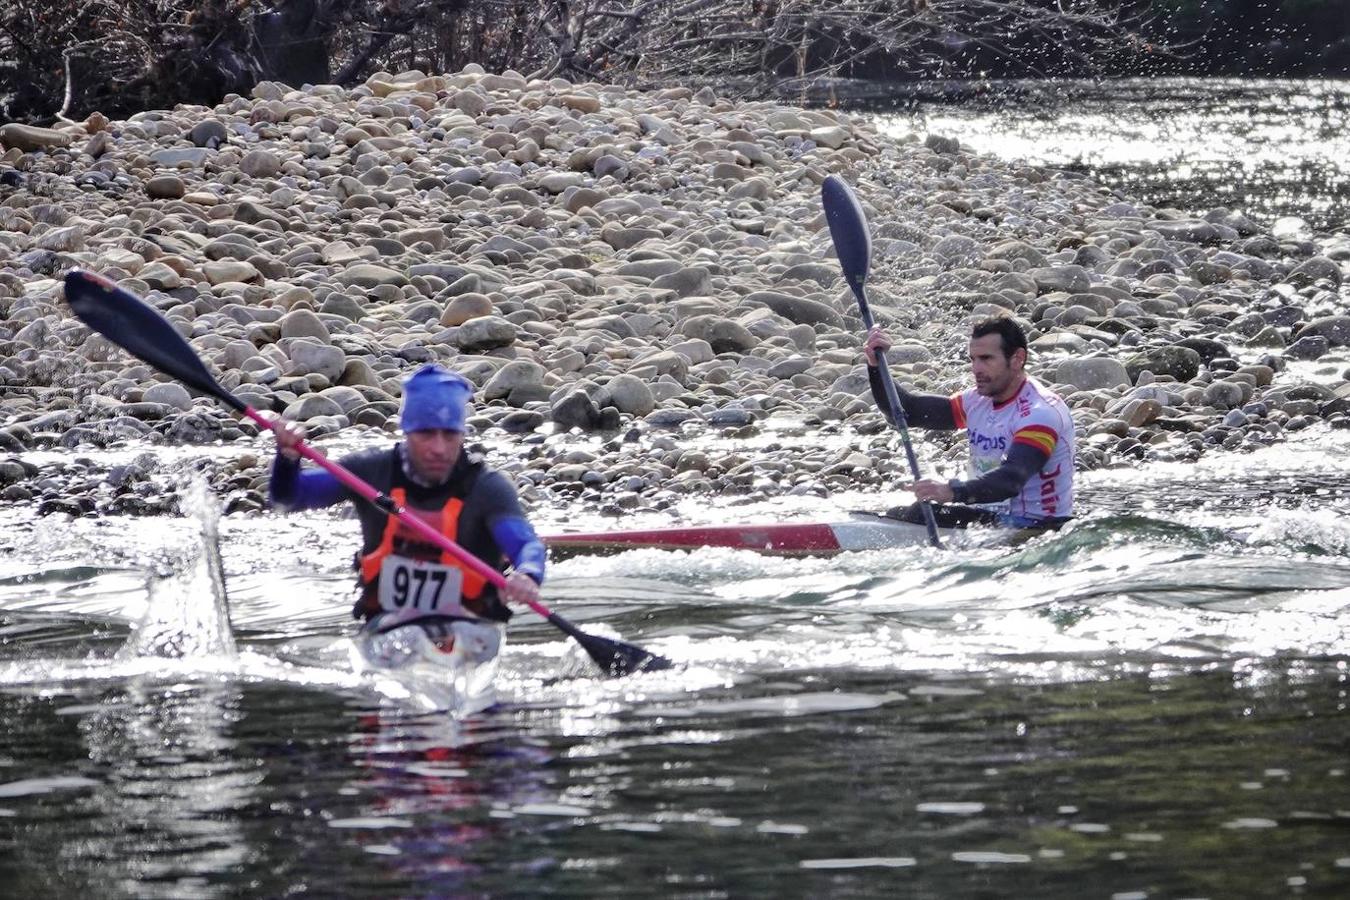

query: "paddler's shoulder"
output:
1022 376 1068 406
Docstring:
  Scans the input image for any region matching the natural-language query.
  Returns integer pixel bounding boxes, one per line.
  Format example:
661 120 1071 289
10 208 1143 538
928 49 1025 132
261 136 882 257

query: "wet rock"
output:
707 408 756 427
744 291 844 328
1295 315 1350 347
0 124 72 152
500 410 545 433
601 374 655 416
1174 337 1229 364
1285 335 1330 361
1287 256 1341 288
552 390 602 430
455 316 517 352
1055 357 1129 391
679 316 757 353
1125 345 1202 383
1202 381 1245 410
141 383 193 411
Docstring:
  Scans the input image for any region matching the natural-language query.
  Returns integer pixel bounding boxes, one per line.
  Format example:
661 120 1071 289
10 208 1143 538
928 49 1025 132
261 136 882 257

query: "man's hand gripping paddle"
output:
63 270 672 676
821 175 942 549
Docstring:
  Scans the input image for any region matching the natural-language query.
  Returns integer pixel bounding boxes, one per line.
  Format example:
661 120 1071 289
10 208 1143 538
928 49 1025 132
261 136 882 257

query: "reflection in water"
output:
74 685 257 898
334 710 555 891
0 684 258 900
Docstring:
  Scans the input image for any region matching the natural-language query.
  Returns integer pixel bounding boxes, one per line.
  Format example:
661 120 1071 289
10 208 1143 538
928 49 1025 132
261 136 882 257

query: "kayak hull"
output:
545 512 963 558
349 616 504 711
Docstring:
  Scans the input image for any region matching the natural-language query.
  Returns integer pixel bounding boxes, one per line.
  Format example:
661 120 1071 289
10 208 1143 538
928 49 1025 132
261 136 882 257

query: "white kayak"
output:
348 615 505 711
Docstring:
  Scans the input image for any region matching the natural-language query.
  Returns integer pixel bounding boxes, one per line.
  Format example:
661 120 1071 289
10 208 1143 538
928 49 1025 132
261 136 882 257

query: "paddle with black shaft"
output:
63 269 672 676
821 175 942 549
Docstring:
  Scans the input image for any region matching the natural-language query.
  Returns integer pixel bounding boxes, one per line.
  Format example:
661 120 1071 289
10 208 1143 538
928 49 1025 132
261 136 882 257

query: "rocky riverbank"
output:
2 66 1349 520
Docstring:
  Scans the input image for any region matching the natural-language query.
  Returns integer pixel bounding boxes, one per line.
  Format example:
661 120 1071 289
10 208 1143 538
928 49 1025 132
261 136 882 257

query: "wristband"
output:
947 479 968 504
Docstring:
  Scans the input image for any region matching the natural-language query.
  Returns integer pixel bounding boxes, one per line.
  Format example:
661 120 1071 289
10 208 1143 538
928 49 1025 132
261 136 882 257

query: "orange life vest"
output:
355 487 490 618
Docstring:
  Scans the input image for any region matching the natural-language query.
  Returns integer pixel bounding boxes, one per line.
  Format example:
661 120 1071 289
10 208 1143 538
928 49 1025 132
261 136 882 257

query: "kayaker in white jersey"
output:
864 316 1076 530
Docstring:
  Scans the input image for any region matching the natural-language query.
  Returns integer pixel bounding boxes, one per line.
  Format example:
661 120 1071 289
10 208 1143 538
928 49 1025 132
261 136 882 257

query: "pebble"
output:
1 66 1346 518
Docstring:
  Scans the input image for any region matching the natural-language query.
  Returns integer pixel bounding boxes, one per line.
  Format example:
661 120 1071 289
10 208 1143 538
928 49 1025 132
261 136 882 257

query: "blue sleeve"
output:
268 452 349 511
490 516 547 585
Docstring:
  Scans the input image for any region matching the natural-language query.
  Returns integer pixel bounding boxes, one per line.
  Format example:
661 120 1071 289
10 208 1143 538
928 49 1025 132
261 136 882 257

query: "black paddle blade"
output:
821 175 872 286
547 613 674 676
64 270 245 412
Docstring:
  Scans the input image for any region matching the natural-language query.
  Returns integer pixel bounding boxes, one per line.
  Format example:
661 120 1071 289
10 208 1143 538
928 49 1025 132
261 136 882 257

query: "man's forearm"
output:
268 453 346 511
951 444 1048 504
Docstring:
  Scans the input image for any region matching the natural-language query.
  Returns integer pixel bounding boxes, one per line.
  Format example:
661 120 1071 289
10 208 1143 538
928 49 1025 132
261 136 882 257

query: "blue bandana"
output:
399 364 473 434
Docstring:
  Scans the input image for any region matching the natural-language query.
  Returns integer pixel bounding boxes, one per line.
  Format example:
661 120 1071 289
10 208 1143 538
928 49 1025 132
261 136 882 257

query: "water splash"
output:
116 476 236 660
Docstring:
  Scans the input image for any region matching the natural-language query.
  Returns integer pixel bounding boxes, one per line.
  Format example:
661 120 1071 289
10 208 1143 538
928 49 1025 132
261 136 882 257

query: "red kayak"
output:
545 512 966 558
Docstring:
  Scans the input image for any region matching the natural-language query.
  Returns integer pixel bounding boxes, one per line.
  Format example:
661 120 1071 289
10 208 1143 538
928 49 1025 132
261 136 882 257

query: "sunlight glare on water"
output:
874 78 1350 227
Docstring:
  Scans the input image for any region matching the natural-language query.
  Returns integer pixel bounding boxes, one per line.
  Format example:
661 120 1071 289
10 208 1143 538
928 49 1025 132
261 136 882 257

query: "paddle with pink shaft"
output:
63 269 672 675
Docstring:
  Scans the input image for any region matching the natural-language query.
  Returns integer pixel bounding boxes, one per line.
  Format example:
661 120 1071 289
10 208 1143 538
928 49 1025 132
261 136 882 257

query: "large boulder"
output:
551 390 602 430
482 360 545 401
679 315 757 353
1295 315 1350 346
743 291 844 328
1286 256 1342 288
287 339 347 381
1054 357 1130 391
279 309 331 342
1125 345 1202 383
601 374 655 416
455 316 517 351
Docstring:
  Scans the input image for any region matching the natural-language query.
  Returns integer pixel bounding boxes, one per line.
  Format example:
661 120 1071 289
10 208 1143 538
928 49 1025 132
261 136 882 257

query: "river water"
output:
2 79 1349 897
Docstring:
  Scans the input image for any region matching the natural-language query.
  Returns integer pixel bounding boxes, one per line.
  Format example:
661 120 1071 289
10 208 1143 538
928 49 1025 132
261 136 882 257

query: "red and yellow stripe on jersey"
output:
1013 424 1058 456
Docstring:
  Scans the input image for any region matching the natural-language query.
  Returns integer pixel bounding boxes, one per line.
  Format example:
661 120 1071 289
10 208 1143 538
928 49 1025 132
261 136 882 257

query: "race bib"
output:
377 555 467 617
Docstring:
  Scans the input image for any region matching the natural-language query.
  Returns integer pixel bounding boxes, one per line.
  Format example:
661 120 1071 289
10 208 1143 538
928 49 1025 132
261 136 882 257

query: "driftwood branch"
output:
1 0 1173 121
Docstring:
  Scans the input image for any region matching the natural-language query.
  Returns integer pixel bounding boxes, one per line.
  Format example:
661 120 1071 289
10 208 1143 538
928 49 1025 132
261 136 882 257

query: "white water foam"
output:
117 476 236 660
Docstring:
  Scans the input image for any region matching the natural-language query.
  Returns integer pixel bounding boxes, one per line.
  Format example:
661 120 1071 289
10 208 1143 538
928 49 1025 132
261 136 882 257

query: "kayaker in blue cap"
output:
268 364 545 635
